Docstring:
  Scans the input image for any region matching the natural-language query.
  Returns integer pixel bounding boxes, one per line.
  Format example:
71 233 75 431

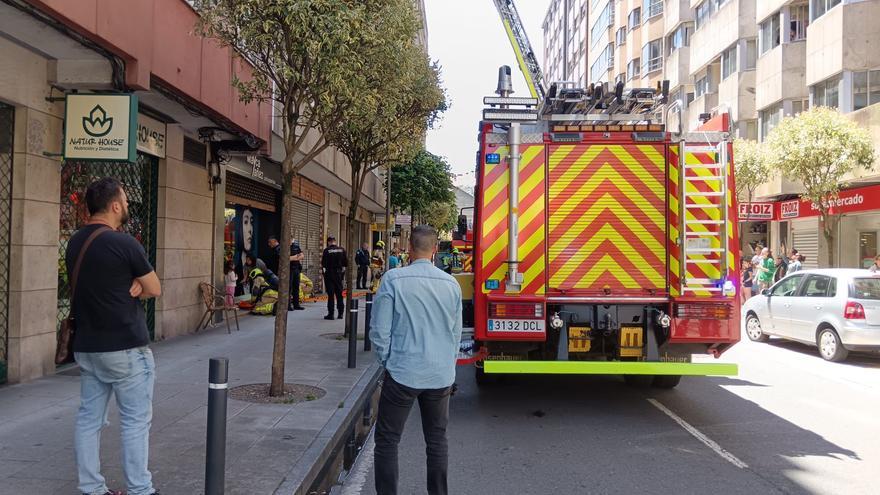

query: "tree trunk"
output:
270 172 296 396
343 169 362 338
822 212 837 268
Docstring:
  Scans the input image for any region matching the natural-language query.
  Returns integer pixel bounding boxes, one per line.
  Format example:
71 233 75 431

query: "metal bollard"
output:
205 358 229 495
364 292 373 351
348 299 359 369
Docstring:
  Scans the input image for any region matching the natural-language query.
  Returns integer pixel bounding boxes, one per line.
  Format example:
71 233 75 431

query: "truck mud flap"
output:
483 361 737 376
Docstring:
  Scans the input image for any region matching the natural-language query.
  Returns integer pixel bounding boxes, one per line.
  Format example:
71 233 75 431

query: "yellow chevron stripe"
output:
483 199 509 239
605 147 665 201
548 146 601 195
523 254 546 294
550 164 665 229
519 224 545 260
482 233 508 269
549 193 665 263
577 254 640 289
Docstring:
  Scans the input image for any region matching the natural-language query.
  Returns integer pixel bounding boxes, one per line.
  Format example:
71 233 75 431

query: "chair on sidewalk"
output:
198 282 240 334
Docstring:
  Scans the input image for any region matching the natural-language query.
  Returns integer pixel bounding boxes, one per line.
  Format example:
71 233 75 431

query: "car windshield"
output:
850 277 880 300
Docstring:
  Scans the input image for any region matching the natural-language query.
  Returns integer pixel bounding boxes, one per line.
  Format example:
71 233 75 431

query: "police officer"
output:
269 236 306 311
321 235 347 320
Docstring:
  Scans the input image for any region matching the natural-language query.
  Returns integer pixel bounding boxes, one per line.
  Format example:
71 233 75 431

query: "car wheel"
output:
652 375 682 389
745 314 770 343
817 327 849 362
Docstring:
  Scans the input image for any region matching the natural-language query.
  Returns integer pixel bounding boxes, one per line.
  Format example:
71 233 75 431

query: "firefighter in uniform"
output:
321 235 347 320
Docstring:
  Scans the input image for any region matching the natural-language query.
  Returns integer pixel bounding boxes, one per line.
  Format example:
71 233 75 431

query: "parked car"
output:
741 269 880 362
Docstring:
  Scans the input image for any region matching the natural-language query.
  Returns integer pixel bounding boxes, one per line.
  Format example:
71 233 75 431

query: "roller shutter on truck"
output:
547 144 668 295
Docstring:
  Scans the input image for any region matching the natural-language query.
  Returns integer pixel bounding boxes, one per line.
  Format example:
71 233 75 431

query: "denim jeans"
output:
374 373 451 495
75 347 156 495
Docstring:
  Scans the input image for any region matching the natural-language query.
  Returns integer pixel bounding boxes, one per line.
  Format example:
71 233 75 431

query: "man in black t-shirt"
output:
66 178 161 495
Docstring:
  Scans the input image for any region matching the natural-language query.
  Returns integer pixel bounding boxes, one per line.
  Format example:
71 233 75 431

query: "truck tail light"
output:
674 303 732 319
489 302 543 319
844 301 865 320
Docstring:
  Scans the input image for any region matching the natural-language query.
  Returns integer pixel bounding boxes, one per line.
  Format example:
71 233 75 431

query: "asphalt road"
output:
336 331 880 495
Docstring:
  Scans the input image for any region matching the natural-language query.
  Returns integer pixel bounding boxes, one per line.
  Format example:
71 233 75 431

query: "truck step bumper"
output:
483 361 737 376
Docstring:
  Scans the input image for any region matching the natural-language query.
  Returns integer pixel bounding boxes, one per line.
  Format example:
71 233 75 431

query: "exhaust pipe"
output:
506 122 522 292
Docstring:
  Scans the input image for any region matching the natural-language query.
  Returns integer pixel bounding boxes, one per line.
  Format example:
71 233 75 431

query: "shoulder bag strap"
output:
70 227 111 311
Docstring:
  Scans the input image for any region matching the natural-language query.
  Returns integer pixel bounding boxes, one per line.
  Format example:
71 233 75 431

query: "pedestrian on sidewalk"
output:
271 235 306 311
369 225 463 495
66 178 162 495
356 242 371 289
321 235 347 320
224 260 237 308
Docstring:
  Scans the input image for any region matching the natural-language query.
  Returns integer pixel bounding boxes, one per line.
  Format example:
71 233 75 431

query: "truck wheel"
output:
652 375 682 389
623 375 653 388
475 364 497 386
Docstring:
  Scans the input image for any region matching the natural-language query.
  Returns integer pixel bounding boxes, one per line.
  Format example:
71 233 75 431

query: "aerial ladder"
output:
492 0 545 100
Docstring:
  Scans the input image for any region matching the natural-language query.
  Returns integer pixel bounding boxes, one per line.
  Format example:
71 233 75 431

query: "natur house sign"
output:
63 94 138 162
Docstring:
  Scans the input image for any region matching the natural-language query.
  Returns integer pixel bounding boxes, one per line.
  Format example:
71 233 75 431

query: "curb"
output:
275 362 383 495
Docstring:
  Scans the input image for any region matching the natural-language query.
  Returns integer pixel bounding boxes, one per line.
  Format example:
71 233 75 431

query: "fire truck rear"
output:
457 69 741 388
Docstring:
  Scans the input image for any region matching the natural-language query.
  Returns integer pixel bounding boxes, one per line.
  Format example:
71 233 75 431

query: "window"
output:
627 58 641 80
590 43 615 83
695 0 713 30
810 0 842 22
851 278 880 300
790 4 809 42
591 1 613 48
791 99 809 116
643 0 663 20
666 24 690 56
771 274 804 297
852 70 880 111
744 39 758 70
801 275 835 298
616 72 627 85
744 120 758 140
812 74 841 109
628 7 641 30
721 45 737 79
641 39 663 74
616 26 627 46
695 74 711 97
760 13 781 54
760 103 782 141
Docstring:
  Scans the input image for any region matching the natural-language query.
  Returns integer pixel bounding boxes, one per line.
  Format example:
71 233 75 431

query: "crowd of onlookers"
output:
740 245 805 302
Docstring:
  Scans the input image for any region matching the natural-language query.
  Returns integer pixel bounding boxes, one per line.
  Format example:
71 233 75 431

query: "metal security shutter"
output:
226 173 277 212
792 219 819 269
289 196 324 291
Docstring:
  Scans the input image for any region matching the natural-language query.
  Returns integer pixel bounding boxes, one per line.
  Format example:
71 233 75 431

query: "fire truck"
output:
454 1 741 388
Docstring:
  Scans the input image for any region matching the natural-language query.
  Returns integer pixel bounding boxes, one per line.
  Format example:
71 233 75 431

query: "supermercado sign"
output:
64 94 137 162
743 185 880 221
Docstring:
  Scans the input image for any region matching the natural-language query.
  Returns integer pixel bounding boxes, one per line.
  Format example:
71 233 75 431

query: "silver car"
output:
741 269 880 362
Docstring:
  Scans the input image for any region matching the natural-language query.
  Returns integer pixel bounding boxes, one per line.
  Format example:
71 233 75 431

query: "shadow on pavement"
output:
766 339 880 368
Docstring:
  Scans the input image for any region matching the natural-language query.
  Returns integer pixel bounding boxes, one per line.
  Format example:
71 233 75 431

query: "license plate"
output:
488 319 545 332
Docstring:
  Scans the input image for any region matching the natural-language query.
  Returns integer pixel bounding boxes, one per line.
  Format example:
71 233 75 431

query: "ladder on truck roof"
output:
679 139 731 294
492 0 545 100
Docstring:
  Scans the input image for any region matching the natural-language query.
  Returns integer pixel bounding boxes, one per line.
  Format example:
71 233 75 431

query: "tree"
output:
320 0 446 335
422 200 458 233
733 139 768 222
764 107 875 266
195 0 375 396
391 151 456 221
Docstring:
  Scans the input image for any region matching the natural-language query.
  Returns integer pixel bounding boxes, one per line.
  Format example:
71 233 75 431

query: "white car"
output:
741 269 880 362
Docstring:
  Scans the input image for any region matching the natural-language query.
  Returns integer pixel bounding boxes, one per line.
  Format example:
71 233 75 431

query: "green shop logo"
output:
82 105 113 137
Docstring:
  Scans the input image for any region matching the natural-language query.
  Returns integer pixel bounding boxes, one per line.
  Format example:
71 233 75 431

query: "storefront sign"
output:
780 200 800 219
738 202 773 221
396 214 412 226
226 155 282 190
64 94 138 162
136 114 166 158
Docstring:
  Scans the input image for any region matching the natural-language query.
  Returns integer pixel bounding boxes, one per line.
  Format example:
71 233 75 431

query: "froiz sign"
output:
738 202 773 220
64 94 137 162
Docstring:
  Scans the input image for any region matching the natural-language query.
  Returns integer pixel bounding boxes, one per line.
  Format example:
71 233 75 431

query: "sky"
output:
424 0 551 191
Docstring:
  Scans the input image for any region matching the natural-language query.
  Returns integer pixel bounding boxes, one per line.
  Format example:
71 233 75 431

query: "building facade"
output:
543 0 589 87
547 0 880 270
0 0 387 384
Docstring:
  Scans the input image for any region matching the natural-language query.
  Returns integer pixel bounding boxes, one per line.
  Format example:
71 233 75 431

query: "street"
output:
338 332 880 495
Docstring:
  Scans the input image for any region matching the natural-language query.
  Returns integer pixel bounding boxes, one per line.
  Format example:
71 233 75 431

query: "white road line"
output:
340 427 376 495
647 398 749 469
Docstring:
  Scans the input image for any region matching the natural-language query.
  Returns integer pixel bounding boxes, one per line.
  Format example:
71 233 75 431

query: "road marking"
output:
647 398 749 469
340 427 376 495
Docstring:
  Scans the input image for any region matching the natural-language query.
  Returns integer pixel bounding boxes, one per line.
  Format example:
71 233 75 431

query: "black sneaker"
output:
83 490 125 495
324 314 335 320
337 313 344 319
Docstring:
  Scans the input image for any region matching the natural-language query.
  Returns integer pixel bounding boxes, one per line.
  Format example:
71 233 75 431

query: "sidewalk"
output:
0 296 380 494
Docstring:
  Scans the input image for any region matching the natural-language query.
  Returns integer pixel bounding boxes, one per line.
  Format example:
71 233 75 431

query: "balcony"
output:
756 41 807 111
665 0 694 34
690 0 757 73
718 68 756 123
806 0 880 86
665 47 691 90
688 91 719 129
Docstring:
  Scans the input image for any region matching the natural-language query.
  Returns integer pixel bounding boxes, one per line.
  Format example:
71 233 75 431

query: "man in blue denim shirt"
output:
369 225 463 495
66 178 162 495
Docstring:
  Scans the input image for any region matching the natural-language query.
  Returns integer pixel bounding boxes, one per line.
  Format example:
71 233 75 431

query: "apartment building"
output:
543 0 589 87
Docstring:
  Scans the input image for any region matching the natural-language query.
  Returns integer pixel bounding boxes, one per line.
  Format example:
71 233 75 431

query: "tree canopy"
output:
764 106 875 265
390 151 456 219
733 139 768 217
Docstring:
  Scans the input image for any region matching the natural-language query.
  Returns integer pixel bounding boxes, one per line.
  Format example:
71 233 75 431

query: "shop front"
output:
224 155 282 288
738 202 772 259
